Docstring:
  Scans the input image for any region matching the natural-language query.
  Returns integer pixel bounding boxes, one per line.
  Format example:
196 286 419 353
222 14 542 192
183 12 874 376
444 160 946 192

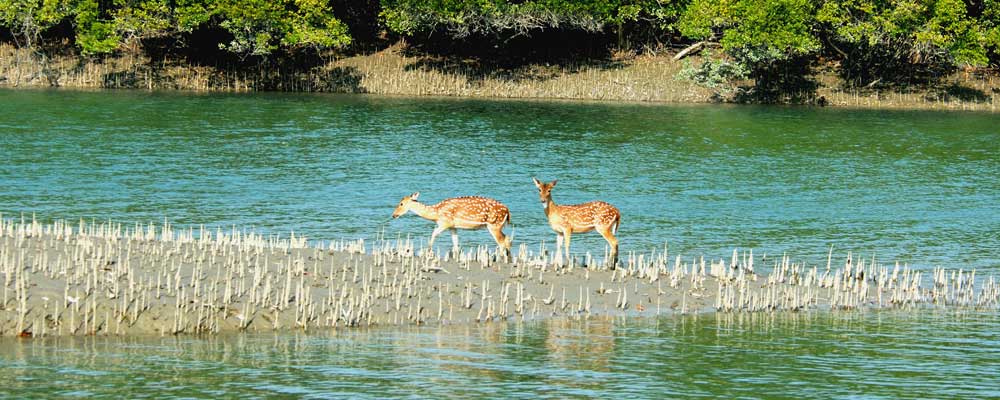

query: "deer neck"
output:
543 197 558 218
409 201 440 221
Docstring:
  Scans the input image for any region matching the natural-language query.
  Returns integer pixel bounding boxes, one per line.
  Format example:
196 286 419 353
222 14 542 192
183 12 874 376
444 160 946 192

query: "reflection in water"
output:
544 318 616 372
1 311 998 398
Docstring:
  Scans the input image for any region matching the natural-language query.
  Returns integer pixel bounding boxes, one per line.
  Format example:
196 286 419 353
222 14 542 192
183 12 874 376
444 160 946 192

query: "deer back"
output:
551 201 619 230
435 196 510 225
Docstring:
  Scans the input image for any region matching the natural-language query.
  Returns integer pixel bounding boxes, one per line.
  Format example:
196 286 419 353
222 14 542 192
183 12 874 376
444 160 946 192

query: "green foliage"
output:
977 0 1000 64
677 50 747 92
110 0 172 40
678 0 819 96
674 0 998 92
0 0 351 57
209 0 348 56
76 20 120 55
817 0 995 67
0 0 997 94
680 0 819 55
74 0 121 55
379 0 686 38
173 0 213 33
0 0 72 46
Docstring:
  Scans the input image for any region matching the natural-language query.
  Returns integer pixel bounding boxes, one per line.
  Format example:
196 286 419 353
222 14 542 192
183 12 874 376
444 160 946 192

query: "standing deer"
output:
392 192 513 258
532 178 620 268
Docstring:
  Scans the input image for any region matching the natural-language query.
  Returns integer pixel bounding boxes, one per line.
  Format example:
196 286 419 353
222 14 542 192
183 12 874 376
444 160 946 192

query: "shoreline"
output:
1 217 997 338
7 84 999 115
2 44 996 112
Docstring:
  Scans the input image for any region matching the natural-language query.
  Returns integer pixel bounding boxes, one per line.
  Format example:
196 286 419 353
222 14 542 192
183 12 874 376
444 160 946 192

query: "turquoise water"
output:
1 89 999 397
1 311 998 398
1 89 998 271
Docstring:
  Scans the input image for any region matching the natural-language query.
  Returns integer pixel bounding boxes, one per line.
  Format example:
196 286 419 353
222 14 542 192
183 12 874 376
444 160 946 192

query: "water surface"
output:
1 311 998 398
1 89 999 398
1 89 997 270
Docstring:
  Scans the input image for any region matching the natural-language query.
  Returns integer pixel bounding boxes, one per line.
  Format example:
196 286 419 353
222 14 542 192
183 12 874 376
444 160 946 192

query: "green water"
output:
1 89 997 271
1 311 998 398
2 89 999 397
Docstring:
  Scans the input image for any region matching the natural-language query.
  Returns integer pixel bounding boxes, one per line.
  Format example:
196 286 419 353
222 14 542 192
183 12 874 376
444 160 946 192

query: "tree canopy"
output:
1 0 997 91
1 0 351 57
380 0 685 38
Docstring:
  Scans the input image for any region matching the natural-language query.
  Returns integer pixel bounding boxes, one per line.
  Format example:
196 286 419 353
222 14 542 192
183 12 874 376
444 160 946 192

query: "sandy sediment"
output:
1 216 998 337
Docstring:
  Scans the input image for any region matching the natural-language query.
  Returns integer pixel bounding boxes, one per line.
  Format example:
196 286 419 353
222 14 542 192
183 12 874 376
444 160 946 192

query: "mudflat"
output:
1 218 995 337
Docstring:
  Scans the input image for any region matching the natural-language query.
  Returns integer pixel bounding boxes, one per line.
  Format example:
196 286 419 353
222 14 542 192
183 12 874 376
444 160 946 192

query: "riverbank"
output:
1 216 996 337
1 43 996 111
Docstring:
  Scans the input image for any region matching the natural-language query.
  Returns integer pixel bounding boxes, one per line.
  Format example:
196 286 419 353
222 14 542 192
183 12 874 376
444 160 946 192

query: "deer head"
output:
392 192 420 218
532 177 557 207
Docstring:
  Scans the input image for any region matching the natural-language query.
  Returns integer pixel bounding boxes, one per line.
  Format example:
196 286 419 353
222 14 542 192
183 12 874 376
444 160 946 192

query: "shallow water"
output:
1 89 997 271
2 90 999 397
1 311 998 398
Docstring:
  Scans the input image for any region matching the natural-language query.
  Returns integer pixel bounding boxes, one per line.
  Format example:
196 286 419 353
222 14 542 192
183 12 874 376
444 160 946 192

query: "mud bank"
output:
1 216 997 337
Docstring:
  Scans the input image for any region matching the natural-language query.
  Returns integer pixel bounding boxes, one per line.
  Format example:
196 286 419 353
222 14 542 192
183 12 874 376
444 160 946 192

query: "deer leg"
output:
597 225 620 269
487 224 511 261
562 230 573 267
450 228 460 256
554 233 564 266
428 225 447 250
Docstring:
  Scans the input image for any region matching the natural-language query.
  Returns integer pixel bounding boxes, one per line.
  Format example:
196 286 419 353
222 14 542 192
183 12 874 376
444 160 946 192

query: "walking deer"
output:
392 192 513 258
532 178 620 268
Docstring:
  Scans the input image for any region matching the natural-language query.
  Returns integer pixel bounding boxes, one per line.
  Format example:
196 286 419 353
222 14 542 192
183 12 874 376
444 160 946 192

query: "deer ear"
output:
532 177 542 188
411 192 419 200
550 180 557 187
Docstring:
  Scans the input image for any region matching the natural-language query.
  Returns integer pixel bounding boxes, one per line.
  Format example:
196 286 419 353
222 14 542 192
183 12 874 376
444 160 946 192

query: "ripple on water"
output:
0 311 999 397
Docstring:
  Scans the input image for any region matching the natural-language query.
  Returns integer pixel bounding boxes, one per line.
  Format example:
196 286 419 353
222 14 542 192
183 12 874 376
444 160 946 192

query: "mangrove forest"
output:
2 0 999 103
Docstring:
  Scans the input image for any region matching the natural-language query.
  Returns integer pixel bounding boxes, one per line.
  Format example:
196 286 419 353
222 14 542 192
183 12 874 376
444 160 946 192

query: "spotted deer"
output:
392 192 513 258
532 178 620 267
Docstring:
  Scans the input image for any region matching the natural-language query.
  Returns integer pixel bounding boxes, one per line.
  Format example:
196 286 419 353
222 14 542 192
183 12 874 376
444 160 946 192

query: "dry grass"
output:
1 43 996 111
814 71 998 112
334 43 712 102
